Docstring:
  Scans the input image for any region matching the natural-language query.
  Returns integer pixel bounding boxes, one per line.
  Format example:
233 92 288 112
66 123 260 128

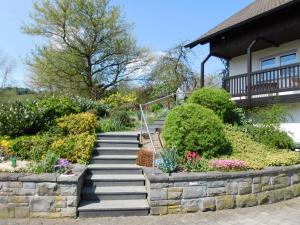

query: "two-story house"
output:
186 0 300 146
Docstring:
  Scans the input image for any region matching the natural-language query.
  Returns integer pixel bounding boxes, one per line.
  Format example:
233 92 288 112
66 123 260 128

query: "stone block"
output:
0 196 8 203
207 181 225 188
182 186 206 199
150 206 168 215
181 199 201 212
9 182 22 188
0 204 14 218
37 183 57 196
66 196 77 207
150 200 180 207
253 177 261 184
258 192 270 205
271 175 289 187
30 196 54 212
19 188 36 196
150 183 170 189
30 212 61 218
225 182 238 195
0 182 8 190
15 206 29 218
291 173 300 184
215 195 235 210
167 187 182 200
8 196 29 204
238 182 252 195
261 176 270 186
60 184 77 196
293 183 300 197
284 187 294 200
207 187 226 197
23 182 36 189
252 184 262 193
200 197 216 211
236 194 257 208
270 188 285 203
173 182 188 187
150 189 167 201
61 207 76 218
167 205 181 214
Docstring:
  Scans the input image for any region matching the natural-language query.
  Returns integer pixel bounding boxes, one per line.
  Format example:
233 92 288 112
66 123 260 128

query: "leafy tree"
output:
146 43 194 98
23 0 149 99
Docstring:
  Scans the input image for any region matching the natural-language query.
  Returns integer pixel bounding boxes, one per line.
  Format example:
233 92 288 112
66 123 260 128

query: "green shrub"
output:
110 110 133 127
157 148 178 173
97 118 128 132
10 134 54 161
187 87 240 124
224 125 300 170
162 103 230 158
55 112 96 135
242 125 295 149
150 103 163 112
29 151 59 174
49 133 95 164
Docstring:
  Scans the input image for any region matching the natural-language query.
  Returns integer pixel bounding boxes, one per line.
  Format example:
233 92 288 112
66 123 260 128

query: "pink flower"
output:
186 151 201 161
210 159 246 170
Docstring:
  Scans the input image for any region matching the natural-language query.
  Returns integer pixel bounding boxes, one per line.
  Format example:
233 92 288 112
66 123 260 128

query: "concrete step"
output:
78 199 149 217
97 132 139 141
96 140 140 148
90 155 137 164
87 164 142 175
152 120 164 125
81 186 147 201
93 147 140 156
85 174 145 187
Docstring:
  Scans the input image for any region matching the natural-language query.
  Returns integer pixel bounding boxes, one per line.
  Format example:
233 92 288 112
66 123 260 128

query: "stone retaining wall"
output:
0 165 86 218
143 165 300 215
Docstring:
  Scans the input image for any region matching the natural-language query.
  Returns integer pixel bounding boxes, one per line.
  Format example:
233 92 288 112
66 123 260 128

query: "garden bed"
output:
143 164 300 215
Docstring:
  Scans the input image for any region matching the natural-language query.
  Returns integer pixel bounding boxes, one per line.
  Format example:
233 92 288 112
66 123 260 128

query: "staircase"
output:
78 132 150 217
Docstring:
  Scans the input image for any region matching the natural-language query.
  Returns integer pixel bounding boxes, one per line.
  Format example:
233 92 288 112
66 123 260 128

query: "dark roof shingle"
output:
187 0 295 47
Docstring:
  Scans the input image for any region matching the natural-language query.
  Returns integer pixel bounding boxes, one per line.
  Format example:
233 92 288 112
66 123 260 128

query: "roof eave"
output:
185 0 299 49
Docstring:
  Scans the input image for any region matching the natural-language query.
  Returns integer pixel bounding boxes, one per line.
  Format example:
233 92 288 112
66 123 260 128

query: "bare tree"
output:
0 51 15 88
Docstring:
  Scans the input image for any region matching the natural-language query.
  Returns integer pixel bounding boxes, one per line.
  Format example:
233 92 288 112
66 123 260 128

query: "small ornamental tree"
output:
162 103 230 158
188 87 240 124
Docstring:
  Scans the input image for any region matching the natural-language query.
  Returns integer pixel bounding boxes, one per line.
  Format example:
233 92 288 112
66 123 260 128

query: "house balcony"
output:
223 62 300 107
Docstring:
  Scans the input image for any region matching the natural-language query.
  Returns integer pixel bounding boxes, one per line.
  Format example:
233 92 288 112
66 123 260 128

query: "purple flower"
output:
57 159 69 168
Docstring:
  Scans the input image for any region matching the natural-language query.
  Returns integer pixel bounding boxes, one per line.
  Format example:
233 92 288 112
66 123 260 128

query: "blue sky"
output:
0 0 252 87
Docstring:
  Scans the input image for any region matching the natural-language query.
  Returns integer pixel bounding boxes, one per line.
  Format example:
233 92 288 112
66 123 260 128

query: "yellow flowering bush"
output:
99 92 137 108
224 125 300 170
0 136 13 156
56 112 96 135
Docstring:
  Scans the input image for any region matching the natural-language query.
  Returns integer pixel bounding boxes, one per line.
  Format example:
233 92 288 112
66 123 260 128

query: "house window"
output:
261 58 276 70
280 53 296 66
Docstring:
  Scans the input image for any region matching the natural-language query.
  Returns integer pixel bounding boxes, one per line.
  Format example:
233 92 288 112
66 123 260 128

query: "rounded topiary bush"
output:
162 103 229 158
187 87 239 124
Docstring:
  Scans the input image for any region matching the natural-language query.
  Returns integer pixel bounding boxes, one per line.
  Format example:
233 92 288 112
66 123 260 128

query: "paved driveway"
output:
2 197 300 225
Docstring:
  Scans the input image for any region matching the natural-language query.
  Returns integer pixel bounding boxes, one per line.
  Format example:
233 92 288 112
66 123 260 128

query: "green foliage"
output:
224 125 300 170
29 151 59 174
188 87 240 124
49 133 95 164
158 148 178 173
242 125 295 149
242 105 295 149
110 110 133 128
10 134 54 161
97 118 128 132
162 103 229 158
23 0 148 98
55 112 97 135
183 158 209 172
149 103 163 112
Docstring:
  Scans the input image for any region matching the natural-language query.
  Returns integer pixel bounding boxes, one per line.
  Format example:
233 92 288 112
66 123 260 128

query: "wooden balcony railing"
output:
223 62 300 98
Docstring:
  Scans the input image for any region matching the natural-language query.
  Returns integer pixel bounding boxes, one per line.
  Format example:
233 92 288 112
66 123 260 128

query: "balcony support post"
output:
200 53 212 88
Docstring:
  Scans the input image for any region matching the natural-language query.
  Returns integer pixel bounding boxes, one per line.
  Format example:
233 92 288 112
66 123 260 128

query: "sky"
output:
0 0 253 87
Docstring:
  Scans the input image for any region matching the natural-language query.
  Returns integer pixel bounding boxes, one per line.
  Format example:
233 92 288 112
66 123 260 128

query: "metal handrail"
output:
139 91 193 175
139 104 157 174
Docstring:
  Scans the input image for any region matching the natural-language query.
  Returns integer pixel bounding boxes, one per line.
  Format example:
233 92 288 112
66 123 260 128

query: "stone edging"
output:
143 164 300 215
0 164 86 218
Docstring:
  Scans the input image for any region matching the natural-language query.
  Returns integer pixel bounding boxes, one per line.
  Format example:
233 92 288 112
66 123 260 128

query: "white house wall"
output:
229 39 300 76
